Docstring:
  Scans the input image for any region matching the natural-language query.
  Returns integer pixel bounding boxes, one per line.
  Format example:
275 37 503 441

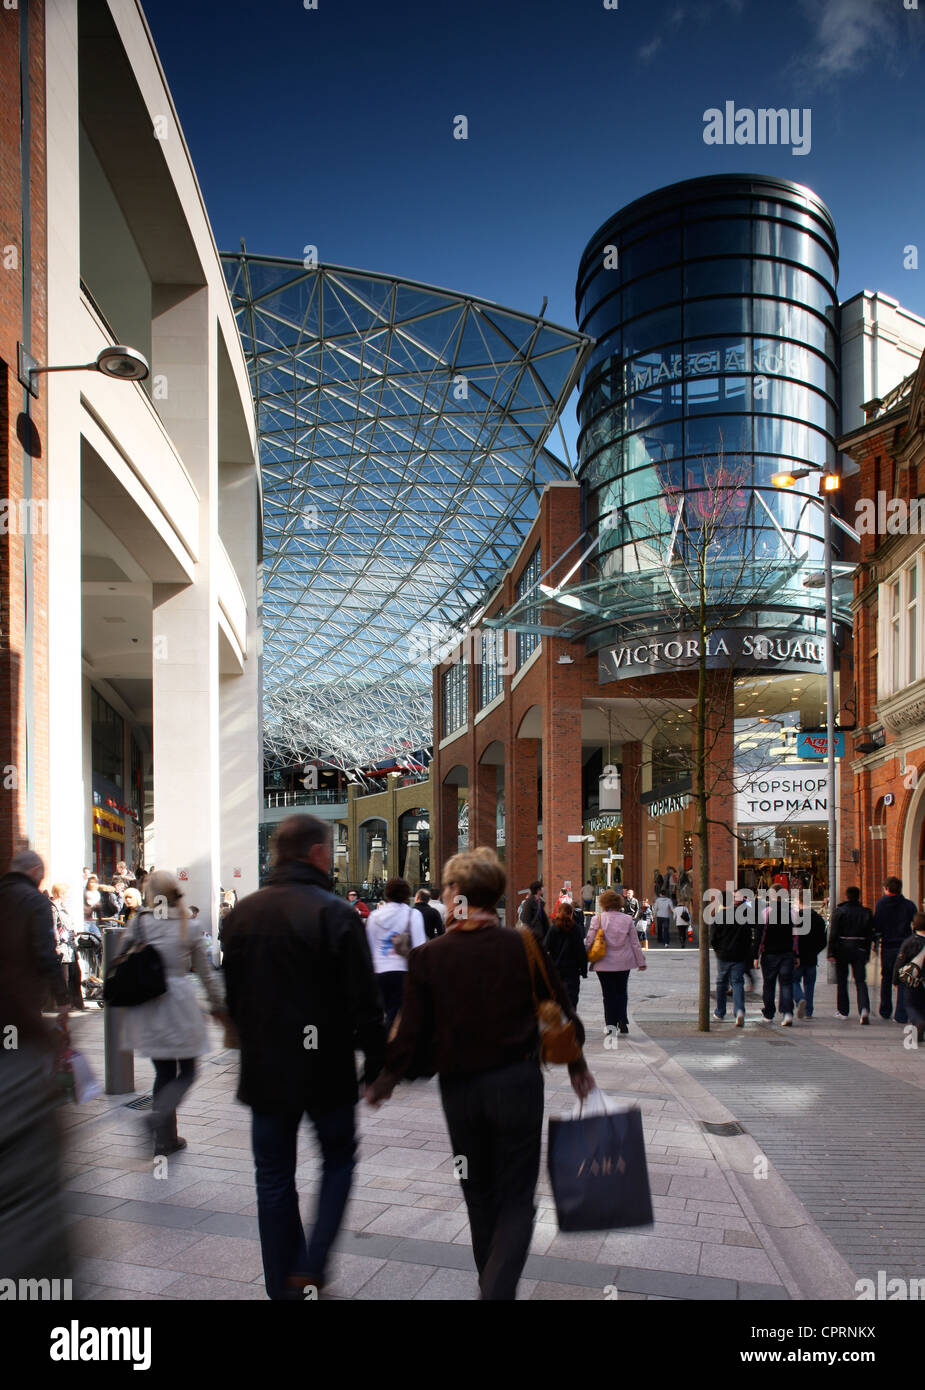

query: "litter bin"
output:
102 925 135 1094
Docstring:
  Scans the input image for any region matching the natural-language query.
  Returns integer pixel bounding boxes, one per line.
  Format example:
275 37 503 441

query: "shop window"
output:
880 557 925 698
516 546 541 668
479 620 506 709
442 662 468 737
91 689 124 788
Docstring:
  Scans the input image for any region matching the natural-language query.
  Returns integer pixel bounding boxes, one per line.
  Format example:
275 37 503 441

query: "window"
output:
91 690 124 788
881 557 925 698
442 662 468 738
479 617 506 709
516 545 542 668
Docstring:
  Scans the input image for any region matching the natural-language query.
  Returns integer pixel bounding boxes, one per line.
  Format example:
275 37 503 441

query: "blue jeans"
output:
792 964 817 1017
715 959 745 1017
251 1104 356 1299
656 917 671 947
761 952 794 1018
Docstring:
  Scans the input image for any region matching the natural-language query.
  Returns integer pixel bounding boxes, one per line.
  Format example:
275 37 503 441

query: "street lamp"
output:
771 468 840 925
17 342 150 397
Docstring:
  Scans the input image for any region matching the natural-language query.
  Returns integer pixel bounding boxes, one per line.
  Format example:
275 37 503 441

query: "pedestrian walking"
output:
365 878 427 1031
221 814 386 1299
520 879 549 944
543 901 588 1008
710 890 754 1026
638 897 654 947
50 883 84 1012
792 900 828 1020
346 887 370 920
584 889 647 1035
873 876 916 1023
581 880 594 928
414 887 445 939
755 896 798 1025
672 900 691 948
365 847 594 1300
0 850 71 1291
623 887 640 922
118 871 227 1157
827 886 874 1021
653 889 673 948
894 912 925 1045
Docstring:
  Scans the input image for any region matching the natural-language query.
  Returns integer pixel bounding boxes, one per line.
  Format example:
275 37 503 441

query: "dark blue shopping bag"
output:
548 1100 653 1232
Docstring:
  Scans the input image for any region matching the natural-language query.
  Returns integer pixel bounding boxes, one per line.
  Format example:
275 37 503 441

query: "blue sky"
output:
146 0 925 453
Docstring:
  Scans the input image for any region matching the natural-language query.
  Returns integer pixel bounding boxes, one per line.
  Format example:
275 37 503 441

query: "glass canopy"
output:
223 254 591 769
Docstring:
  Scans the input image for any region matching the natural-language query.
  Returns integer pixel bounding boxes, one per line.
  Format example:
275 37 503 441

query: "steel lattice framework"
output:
223 253 591 770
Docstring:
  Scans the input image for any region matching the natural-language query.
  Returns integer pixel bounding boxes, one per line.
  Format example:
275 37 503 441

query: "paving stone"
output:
340 1201 390 1231
737 1281 792 1301
353 1260 436 1300
163 1234 264 1282
156 1273 268 1301
161 1181 255 1212
529 1281 603 1300
75 1257 185 1294
698 1242 781 1285
62 1191 131 1217
322 1253 388 1298
414 1267 480 1300
543 1232 606 1263
613 1264 741 1301
411 1194 463 1212
725 1229 762 1248
194 1212 261 1239
599 1232 701 1275
119 1228 206 1266
364 1206 469 1243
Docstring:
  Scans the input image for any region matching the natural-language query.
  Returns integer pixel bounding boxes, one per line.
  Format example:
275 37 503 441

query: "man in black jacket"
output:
755 894 799 1025
711 890 754 1026
873 876 916 1023
414 888 444 939
827 886 874 1021
520 880 549 942
793 903 828 1020
222 815 386 1299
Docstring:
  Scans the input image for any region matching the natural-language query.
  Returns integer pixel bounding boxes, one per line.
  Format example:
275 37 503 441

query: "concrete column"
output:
509 737 539 907
151 286 221 930
218 462 260 898
44 1 84 919
621 741 644 897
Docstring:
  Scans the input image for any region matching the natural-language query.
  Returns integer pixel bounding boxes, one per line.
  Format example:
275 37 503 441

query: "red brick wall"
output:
0 1 48 868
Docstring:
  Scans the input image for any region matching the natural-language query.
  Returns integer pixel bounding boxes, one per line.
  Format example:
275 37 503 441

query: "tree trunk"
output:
696 569 711 1031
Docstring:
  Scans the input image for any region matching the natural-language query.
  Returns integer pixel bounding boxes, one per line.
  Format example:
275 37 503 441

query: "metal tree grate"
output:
124 1095 152 1110
700 1120 745 1137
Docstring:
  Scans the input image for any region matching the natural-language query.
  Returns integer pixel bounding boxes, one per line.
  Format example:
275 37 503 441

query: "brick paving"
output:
56 955 822 1302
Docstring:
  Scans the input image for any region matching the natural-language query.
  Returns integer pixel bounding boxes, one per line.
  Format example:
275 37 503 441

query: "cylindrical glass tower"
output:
575 174 841 649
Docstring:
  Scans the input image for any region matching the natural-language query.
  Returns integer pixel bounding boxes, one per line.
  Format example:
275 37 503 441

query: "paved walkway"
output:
56 950 862 1302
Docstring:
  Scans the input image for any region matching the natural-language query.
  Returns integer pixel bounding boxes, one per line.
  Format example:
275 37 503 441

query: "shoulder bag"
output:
517 926 583 1066
103 913 167 1007
588 913 607 965
392 905 414 960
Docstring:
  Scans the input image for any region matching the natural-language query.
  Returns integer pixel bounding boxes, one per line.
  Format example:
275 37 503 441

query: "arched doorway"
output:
901 773 925 910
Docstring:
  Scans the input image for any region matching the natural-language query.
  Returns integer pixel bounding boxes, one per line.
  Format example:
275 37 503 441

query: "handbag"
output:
392 905 413 959
548 1089 654 1232
103 914 167 1006
517 926 583 1065
898 943 925 989
588 914 607 965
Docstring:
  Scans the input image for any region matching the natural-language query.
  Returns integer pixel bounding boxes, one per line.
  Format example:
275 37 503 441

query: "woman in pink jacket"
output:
585 889 647 1035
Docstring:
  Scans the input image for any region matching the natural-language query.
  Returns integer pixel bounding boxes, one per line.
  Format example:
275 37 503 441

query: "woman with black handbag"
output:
118 871 227 1156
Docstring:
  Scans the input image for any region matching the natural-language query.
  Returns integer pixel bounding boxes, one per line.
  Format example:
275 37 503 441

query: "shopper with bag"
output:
543 902 588 1008
365 847 595 1300
365 877 427 1031
118 870 227 1156
894 911 925 1045
584 889 647 1036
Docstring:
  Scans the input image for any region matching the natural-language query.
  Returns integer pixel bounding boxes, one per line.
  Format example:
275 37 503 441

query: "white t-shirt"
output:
365 902 427 973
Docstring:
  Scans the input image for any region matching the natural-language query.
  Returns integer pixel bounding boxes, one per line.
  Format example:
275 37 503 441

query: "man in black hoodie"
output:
755 890 799 1025
873 876 916 1023
827 886 874 1021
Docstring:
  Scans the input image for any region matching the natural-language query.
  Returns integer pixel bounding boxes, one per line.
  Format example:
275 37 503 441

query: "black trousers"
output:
597 969 630 1027
833 943 870 1017
439 1059 543 1301
151 1058 197 1149
377 971 406 1033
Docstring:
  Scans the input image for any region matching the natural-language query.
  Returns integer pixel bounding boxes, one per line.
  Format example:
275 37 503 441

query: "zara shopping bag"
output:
547 1089 653 1232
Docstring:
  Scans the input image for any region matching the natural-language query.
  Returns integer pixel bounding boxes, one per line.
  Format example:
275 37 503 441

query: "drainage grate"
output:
700 1119 745 1137
124 1095 152 1110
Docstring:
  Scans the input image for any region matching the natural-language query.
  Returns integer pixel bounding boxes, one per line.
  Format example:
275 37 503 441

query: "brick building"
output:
840 350 925 909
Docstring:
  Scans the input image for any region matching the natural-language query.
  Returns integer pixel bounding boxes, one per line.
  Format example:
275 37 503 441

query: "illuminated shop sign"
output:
797 731 845 759
736 764 832 825
585 814 622 832
631 343 803 393
647 793 691 819
599 629 826 683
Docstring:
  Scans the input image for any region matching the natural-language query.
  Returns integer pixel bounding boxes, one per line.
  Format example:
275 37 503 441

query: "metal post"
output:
823 491 838 929
102 926 135 1094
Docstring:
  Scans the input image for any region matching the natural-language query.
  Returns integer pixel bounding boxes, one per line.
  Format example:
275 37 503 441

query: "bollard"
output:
102 926 135 1094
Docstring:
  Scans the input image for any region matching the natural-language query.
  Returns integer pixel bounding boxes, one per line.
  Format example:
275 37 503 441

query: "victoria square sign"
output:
598 629 827 683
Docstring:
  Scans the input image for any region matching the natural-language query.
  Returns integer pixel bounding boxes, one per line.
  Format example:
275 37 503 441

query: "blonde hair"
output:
143 869 189 940
441 847 505 910
51 883 69 900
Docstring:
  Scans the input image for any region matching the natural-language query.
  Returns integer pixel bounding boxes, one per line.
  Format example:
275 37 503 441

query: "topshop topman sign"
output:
598 629 827 684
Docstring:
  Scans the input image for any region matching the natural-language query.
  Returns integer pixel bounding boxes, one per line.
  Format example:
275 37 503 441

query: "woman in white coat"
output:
119 870 226 1156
